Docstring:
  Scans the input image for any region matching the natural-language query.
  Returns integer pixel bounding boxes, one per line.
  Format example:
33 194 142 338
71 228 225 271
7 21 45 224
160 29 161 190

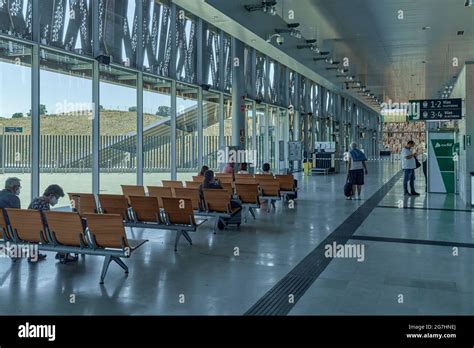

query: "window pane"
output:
175 8 196 84
256 104 265 170
143 74 171 185
39 0 92 56
223 94 232 147
202 90 220 170
142 0 172 77
0 0 32 40
176 83 197 181
39 49 93 205
99 0 138 67
223 33 232 92
0 38 32 207
99 65 137 193
204 24 220 89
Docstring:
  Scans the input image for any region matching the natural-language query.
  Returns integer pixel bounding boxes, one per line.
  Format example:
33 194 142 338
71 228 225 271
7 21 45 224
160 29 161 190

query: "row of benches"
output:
0 174 297 284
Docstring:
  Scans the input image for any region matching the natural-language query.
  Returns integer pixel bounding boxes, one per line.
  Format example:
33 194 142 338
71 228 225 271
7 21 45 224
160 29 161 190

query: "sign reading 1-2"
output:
409 98 462 121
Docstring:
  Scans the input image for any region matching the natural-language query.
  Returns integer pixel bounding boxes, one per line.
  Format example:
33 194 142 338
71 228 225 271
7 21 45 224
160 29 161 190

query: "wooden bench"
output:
147 186 174 206
275 175 297 201
162 180 184 189
162 197 206 251
97 194 132 222
0 210 10 242
4 209 147 284
68 193 98 215
173 188 202 211
121 185 146 202
192 176 203 182
128 195 206 251
235 177 257 185
235 183 260 223
202 189 241 232
185 181 201 189
259 181 281 212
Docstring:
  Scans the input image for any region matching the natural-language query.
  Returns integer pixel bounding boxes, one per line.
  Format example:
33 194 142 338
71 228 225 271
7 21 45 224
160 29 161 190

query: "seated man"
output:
29 184 74 263
0 177 21 210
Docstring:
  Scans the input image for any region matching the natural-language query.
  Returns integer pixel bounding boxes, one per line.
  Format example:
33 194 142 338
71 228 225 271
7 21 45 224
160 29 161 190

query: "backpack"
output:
344 176 353 197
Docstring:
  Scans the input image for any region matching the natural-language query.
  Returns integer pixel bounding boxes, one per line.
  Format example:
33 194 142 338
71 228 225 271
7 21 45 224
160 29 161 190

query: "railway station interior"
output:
0 0 473 317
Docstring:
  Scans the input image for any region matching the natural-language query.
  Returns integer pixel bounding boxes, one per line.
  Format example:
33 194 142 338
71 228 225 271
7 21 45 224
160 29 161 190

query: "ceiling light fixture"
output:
244 1 278 15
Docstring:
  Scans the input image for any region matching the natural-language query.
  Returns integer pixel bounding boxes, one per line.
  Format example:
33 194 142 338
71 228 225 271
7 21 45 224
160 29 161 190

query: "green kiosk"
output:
409 98 462 194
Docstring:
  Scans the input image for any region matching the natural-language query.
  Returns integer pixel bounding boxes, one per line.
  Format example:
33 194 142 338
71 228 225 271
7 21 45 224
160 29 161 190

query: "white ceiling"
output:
197 0 474 104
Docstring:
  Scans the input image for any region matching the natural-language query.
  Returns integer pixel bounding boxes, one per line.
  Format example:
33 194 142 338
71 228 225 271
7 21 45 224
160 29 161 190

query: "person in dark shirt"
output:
29 184 72 262
198 165 209 177
200 170 241 230
0 177 21 210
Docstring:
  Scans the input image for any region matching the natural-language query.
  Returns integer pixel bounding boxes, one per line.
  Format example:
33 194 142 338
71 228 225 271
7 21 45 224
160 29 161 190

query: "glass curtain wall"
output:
255 104 266 170
176 83 198 181
143 75 172 186
0 38 32 207
202 90 220 170
223 94 232 147
39 49 93 204
268 106 277 170
99 65 138 194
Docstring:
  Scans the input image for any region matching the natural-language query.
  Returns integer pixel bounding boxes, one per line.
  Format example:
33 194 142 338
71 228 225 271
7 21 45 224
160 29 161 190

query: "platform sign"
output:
288 141 302 161
409 99 462 121
4 127 23 133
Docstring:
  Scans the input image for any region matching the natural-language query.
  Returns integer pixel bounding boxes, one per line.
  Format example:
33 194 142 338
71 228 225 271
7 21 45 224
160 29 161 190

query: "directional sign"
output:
409 99 462 121
4 127 23 133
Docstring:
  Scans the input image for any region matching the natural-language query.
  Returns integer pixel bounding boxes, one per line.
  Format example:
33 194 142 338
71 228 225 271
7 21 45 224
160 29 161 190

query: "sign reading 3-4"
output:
409 98 463 121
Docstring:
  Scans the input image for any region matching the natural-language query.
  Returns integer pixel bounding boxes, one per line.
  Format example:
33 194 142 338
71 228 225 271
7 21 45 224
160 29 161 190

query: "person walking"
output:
347 143 368 200
401 140 420 196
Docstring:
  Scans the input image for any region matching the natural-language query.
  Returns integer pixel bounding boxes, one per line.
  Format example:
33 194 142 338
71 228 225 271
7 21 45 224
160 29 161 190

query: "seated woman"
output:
198 165 209 177
200 170 241 230
261 163 273 175
237 163 249 174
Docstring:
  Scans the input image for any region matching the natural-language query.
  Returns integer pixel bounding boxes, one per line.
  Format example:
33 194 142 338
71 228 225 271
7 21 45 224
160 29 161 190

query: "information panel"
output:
409 99 462 121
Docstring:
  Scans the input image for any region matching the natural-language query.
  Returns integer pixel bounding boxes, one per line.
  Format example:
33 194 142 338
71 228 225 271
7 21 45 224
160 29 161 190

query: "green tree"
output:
128 106 137 112
12 112 24 118
156 106 171 117
27 104 47 116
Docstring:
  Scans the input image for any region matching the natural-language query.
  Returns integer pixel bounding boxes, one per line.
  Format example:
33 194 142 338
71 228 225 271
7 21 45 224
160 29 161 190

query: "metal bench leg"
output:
243 206 248 223
271 200 276 211
266 199 271 212
112 257 129 274
249 207 256 220
174 230 183 252
100 255 112 284
213 218 219 234
182 231 193 245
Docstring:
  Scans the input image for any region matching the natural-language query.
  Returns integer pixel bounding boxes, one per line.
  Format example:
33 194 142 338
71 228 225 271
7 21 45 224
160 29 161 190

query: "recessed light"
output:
251 39 256 43
457 30 465 35
422 26 431 30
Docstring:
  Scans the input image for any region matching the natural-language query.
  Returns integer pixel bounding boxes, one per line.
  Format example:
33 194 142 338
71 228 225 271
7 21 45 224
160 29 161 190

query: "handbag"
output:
415 156 421 169
344 174 353 197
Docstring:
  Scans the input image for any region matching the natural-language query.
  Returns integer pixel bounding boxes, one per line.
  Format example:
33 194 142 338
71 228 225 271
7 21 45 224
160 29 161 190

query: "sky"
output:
0 61 197 118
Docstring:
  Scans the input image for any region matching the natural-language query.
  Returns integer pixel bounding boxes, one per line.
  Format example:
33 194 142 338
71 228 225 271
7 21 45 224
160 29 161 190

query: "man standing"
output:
401 140 420 196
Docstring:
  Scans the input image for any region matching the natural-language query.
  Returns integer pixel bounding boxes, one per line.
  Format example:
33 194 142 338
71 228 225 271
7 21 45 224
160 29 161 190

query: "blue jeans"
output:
403 169 416 194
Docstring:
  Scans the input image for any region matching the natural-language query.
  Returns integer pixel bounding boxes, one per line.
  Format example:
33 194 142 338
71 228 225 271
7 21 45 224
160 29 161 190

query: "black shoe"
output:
28 253 47 263
217 220 225 230
411 192 420 196
404 192 411 196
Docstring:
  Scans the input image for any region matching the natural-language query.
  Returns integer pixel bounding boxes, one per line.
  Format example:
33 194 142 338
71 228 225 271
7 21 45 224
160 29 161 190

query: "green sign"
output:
429 134 456 194
4 127 23 133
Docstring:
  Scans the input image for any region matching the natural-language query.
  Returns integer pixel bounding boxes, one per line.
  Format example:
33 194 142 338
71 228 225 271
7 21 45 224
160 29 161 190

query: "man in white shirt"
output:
400 140 420 196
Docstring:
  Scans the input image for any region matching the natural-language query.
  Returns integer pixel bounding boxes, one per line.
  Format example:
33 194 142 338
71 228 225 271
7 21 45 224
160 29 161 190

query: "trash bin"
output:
304 161 311 175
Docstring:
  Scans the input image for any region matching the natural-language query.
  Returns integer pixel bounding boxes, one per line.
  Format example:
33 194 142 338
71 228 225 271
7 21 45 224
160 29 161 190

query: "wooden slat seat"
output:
162 180 184 189
0 209 10 241
275 175 296 192
220 181 234 194
192 176 203 182
173 188 202 211
121 185 146 202
235 183 260 222
43 211 88 247
235 173 253 178
97 194 131 221
235 177 257 185
255 174 275 184
185 181 201 189
202 189 238 214
84 213 148 284
5 209 46 243
259 181 281 212
128 196 162 223
162 197 205 251
68 193 98 215
147 186 174 206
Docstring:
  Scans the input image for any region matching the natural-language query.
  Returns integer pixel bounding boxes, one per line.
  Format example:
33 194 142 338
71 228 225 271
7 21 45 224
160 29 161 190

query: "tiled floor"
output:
1 161 472 315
